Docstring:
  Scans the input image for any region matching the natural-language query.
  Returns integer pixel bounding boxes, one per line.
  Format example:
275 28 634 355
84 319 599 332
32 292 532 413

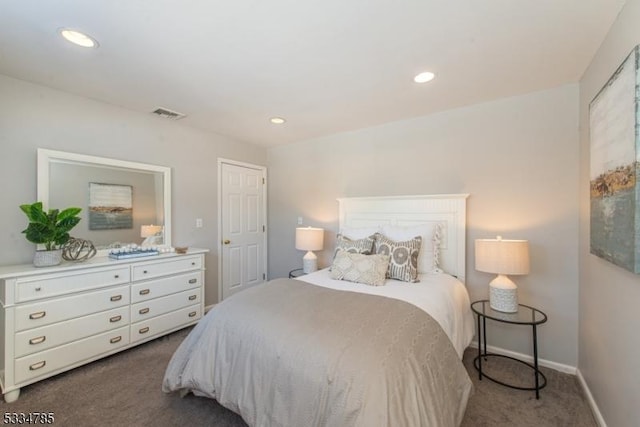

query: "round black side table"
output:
470 300 548 399
288 268 305 278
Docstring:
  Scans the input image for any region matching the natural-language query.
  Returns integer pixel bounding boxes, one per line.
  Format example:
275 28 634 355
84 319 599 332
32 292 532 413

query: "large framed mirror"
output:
37 149 172 254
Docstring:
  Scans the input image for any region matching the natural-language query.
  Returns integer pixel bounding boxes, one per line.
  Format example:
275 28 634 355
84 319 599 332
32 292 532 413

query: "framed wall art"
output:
590 45 640 273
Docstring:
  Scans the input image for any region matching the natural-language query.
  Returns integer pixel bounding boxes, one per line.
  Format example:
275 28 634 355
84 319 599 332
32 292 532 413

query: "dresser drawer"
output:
14 326 129 385
14 306 130 358
132 255 201 281
131 289 201 323
16 266 130 303
15 285 130 332
131 271 201 303
131 304 201 343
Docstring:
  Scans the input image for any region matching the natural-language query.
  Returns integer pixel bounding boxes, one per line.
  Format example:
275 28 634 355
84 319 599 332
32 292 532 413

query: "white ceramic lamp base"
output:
302 251 318 274
489 274 518 313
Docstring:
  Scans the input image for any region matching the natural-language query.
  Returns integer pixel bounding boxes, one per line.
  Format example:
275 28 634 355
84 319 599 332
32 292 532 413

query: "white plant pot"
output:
33 249 63 267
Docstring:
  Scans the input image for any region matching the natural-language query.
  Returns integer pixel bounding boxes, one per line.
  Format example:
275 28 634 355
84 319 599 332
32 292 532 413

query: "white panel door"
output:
220 162 266 299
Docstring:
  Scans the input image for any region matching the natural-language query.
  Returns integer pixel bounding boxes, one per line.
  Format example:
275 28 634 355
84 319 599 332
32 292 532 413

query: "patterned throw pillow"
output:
374 233 422 283
381 223 441 273
330 250 390 286
333 233 376 257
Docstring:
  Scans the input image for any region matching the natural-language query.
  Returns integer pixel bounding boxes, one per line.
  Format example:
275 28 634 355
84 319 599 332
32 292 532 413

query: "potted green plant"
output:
20 202 82 267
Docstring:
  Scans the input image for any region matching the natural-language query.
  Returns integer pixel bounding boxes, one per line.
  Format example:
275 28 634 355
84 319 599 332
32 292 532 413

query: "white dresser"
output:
0 248 207 402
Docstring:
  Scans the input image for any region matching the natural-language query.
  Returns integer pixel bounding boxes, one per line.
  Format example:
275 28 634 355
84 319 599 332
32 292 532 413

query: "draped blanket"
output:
163 278 472 427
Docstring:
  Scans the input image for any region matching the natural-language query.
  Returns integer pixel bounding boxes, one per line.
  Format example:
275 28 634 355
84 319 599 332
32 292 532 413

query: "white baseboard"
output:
468 341 576 374
576 369 607 427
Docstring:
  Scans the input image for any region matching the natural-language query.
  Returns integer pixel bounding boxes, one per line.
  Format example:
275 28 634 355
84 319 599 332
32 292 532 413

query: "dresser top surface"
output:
0 248 209 279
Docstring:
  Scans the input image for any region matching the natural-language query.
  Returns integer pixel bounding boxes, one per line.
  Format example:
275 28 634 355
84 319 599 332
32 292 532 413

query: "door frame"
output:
217 158 268 302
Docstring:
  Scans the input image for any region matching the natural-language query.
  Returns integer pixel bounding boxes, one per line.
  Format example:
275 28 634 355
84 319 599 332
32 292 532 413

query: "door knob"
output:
223 239 231 245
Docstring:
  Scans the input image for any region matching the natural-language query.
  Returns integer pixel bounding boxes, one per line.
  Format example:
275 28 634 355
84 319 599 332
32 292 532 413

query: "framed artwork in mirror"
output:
88 182 133 230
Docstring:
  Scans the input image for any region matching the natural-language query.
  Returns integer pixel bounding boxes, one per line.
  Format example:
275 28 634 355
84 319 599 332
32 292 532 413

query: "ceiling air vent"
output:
151 107 186 120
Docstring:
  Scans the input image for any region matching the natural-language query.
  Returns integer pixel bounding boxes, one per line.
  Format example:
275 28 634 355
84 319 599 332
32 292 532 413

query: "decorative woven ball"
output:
62 238 97 262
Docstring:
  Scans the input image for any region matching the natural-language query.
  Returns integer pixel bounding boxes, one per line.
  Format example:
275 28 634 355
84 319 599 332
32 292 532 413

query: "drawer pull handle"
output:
139 327 150 334
35 287 42 292
29 336 46 345
29 311 46 320
189 311 197 318
191 262 196 266
188 278 197 284
110 336 122 344
110 295 122 302
114 274 120 279
139 308 150 315
29 361 46 371
188 295 197 301
143 270 148 274
110 315 122 323
139 289 150 295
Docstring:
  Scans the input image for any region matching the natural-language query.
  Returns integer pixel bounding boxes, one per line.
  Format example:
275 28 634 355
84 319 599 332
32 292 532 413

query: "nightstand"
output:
470 300 548 399
288 268 305 278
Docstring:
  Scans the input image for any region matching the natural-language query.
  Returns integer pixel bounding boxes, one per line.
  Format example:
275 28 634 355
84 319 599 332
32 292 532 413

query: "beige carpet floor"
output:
1 328 596 426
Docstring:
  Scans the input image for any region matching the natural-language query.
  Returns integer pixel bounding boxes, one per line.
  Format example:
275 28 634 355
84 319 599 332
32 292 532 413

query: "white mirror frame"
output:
37 148 172 255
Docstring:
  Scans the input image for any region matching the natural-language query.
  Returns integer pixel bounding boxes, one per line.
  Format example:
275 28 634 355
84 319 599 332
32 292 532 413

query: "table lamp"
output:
475 236 530 313
295 227 324 274
141 225 163 246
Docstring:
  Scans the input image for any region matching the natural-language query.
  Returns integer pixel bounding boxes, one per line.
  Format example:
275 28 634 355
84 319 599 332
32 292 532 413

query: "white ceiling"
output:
0 1 626 147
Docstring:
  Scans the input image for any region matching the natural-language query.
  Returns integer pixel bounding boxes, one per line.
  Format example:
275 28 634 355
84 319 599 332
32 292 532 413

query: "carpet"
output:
0 328 596 426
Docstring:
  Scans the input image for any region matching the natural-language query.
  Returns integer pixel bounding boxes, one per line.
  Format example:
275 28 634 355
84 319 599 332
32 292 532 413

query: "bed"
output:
163 194 474 426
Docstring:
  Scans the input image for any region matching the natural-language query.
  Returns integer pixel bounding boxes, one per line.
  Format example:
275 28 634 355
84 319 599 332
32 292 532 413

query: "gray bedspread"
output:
162 278 472 427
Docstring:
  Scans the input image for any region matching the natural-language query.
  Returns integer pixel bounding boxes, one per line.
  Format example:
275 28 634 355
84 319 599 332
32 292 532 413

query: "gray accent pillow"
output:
333 233 376 257
330 250 390 286
374 233 422 283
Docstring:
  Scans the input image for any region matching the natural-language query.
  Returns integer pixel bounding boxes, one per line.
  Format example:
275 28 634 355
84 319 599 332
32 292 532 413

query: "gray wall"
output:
267 84 580 367
0 74 267 306
578 0 640 425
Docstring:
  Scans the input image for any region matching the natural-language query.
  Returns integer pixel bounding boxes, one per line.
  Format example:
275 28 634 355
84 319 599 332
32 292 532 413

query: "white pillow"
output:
339 225 381 240
380 224 441 273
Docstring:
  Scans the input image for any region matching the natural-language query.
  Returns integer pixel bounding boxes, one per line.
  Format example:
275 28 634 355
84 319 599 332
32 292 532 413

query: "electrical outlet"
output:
196 218 203 228
297 216 303 225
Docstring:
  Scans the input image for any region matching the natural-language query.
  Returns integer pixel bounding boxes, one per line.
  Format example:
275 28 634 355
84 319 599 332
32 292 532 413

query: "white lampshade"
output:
295 227 324 274
295 227 324 251
141 225 163 238
475 236 530 313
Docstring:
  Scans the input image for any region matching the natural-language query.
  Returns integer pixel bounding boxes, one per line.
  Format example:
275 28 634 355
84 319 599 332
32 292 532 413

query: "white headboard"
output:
337 194 469 283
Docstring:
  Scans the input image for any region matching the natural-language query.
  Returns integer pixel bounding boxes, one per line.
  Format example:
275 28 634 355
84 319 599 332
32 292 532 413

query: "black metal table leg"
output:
477 313 482 380
533 324 540 399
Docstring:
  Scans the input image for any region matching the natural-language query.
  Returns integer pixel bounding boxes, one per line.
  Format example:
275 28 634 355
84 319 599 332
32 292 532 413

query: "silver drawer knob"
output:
139 327 150 334
109 315 122 323
188 295 197 301
139 289 150 295
139 308 150 315
110 336 122 344
188 311 197 318
110 295 122 302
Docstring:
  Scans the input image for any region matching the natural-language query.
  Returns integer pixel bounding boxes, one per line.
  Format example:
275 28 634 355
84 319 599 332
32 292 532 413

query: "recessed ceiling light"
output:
414 71 435 83
270 117 286 124
59 28 98 48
